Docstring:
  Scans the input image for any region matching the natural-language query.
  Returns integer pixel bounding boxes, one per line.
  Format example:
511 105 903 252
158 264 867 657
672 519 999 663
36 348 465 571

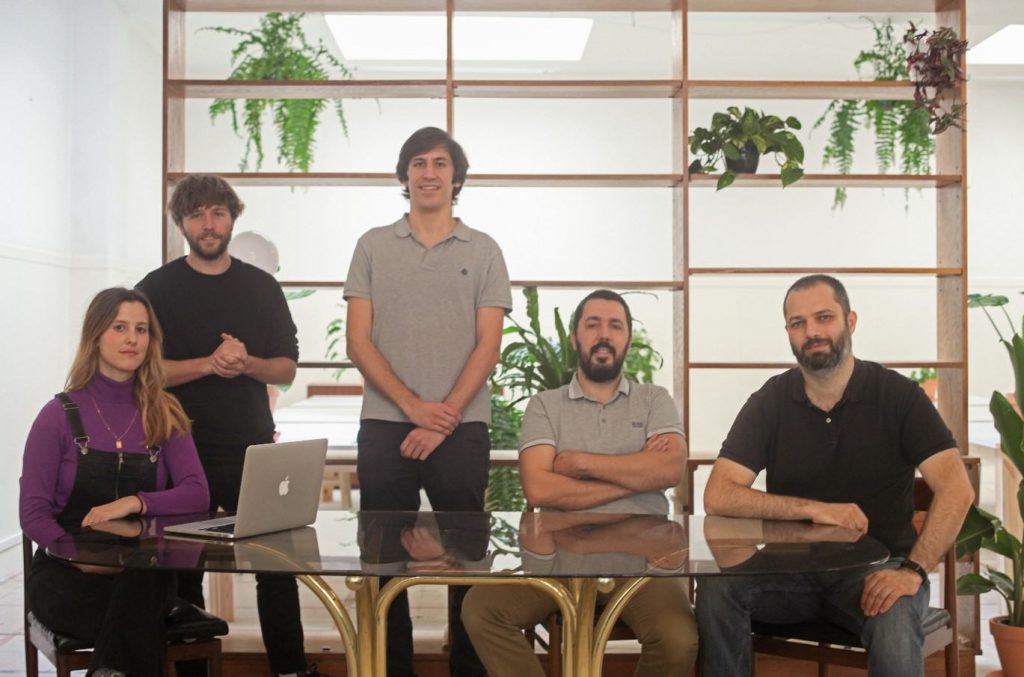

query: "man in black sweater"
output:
138 174 314 677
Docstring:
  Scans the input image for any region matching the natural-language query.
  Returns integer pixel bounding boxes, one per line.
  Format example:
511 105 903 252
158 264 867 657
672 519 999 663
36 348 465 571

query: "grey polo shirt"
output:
344 216 513 424
519 374 685 514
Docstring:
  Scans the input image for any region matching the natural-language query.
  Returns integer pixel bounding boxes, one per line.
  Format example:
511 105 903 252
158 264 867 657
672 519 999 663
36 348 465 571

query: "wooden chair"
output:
526 610 638 677
23 535 229 677
685 459 962 677
519 502 644 676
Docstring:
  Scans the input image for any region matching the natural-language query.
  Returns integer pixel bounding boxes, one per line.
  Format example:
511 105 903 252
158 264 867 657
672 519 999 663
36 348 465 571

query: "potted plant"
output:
957 293 1024 674
904 22 968 136
204 12 352 172
486 287 664 510
815 18 934 209
688 107 805 190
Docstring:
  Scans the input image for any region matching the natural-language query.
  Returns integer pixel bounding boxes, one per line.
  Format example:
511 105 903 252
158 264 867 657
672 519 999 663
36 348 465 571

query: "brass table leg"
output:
295 574 361 677
372 576 578 676
590 577 650 677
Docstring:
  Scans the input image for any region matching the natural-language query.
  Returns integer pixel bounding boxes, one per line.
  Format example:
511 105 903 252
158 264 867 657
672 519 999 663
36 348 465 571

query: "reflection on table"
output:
47 511 889 677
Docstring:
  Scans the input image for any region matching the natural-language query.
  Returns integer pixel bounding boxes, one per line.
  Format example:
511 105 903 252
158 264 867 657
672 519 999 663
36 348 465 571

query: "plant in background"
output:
205 12 352 172
485 287 664 510
815 18 933 209
688 107 804 190
909 367 937 383
957 293 1023 628
904 22 968 135
325 302 347 381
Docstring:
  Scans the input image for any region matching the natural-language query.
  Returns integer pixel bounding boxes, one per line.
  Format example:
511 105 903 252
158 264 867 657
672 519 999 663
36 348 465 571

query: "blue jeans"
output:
695 559 929 677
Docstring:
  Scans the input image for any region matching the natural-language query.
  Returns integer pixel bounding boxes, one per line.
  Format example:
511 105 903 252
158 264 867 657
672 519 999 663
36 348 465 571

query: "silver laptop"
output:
165 438 328 540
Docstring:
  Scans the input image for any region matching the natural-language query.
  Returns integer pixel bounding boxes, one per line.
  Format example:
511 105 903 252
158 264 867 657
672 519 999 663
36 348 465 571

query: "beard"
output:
792 326 852 372
576 338 626 383
185 229 231 261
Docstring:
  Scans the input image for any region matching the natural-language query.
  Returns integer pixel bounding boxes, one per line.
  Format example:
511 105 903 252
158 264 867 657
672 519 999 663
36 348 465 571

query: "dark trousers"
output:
27 550 177 676
357 420 491 677
177 441 307 676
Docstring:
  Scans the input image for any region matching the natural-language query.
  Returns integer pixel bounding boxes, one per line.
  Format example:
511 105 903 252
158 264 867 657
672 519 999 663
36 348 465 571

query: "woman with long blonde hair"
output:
20 287 209 677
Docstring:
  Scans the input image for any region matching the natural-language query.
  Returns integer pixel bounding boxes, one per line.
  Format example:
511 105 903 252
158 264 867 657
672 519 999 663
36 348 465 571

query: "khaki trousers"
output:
462 577 698 677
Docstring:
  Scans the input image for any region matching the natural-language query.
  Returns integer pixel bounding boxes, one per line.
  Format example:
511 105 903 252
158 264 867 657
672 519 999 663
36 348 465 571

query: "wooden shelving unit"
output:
163 0 973 665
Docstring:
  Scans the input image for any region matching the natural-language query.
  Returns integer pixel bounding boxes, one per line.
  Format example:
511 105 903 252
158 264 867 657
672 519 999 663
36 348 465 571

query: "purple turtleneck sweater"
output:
20 372 209 547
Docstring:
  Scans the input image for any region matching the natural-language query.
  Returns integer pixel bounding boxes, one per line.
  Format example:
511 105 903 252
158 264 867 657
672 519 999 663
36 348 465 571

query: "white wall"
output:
3 4 1023 546
0 0 162 549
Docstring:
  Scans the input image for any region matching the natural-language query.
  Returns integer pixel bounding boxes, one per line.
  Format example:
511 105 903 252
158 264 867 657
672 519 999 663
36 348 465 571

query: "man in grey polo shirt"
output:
344 126 512 677
461 289 699 677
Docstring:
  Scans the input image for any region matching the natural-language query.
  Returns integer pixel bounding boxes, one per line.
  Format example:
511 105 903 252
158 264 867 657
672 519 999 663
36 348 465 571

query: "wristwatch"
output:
899 558 929 584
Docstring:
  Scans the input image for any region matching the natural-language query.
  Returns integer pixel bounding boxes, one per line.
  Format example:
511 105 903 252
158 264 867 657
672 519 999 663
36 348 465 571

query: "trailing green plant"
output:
956 293 1024 627
485 287 665 510
689 107 805 190
904 22 968 135
204 12 352 172
815 18 933 209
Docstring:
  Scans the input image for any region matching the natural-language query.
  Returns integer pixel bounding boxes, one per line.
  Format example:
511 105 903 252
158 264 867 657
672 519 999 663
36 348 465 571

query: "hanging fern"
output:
205 13 352 172
815 18 934 209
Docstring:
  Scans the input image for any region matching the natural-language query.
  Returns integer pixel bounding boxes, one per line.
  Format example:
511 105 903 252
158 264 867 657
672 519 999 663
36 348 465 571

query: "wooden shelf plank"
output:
169 80 447 99
687 0 956 11
178 0 953 11
454 80 681 98
170 79 684 100
688 267 962 276
689 361 964 369
179 0 446 10
689 174 961 188
689 80 914 101
167 172 398 187
173 172 963 189
297 361 354 369
471 173 681 187
280 280 685 290
169 172 684 187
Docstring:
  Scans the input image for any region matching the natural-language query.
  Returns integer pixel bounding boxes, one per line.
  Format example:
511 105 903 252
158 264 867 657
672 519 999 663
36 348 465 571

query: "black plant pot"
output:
724 141 760 174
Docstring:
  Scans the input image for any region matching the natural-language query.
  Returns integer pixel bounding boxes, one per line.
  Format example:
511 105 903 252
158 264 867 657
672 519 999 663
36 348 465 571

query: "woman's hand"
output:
81 496 143 528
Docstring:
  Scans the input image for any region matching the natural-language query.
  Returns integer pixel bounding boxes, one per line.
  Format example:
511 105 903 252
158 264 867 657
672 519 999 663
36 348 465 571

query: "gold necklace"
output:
89 395 139 450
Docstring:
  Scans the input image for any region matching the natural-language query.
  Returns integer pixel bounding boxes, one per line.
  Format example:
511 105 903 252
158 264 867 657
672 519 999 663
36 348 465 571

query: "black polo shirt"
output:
720 359 956 556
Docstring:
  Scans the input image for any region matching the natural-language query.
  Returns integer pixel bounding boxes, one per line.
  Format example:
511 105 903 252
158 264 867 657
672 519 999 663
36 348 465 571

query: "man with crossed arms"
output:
462 289 698 677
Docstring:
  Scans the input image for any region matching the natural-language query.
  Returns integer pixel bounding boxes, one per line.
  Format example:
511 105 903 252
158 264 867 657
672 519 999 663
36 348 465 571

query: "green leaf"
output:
722 143 741 161
750 135 768 154
688 159 705 174
783 136 805 164
992 390 1024 478
716 170 737 191
986 567 1016 600
785 116 802 130
956 572 996 596
967 294 1010 308
956 503 999 558
780 164 804 187
284 289 316 301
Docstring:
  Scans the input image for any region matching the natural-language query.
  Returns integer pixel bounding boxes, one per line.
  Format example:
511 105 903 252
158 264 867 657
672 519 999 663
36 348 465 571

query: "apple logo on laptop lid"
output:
278 475 290 497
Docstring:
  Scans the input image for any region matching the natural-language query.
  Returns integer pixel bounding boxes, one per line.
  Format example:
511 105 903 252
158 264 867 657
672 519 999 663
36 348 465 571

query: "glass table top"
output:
45 510 889 579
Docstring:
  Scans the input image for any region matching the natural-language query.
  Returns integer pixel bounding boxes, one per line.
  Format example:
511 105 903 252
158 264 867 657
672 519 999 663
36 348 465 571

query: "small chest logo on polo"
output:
632 422 644 428
461 268 468 275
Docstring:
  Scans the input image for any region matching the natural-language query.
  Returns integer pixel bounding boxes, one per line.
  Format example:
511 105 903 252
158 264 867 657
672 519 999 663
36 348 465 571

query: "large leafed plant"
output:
957 293 1024 627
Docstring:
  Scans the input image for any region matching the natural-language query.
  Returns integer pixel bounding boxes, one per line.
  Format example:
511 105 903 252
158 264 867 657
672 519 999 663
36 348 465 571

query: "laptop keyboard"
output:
201 523 236 534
